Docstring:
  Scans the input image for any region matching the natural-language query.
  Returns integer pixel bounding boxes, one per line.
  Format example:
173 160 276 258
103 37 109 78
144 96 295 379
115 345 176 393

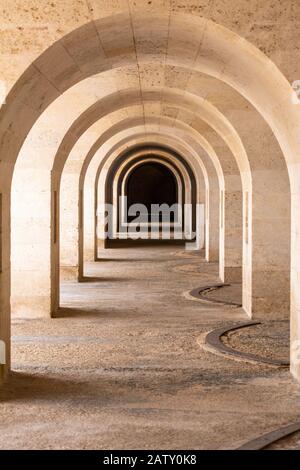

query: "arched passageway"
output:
126 161 178 222
103 146 199 245
0 0 299 451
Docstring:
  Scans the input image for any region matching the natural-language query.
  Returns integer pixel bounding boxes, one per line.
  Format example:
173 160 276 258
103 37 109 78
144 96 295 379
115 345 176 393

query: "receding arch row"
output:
75 102 286 318
84 132 211 270
62 115 219 267
83 128 218 272
1 13 297 379
42 81 290 324
12 80 286 329
105 147 199 244
119 159 184 236
13 86 246 322
14 83 285 324
11 96 288 326
54 87 247 305
11 86 288 328
86 124 223 270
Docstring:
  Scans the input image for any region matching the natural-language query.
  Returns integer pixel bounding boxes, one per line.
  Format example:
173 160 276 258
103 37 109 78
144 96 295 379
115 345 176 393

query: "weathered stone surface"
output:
0 0 300 423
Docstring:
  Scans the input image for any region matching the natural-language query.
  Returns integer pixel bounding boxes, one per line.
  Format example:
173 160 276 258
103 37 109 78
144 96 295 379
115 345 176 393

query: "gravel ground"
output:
0 243 299 450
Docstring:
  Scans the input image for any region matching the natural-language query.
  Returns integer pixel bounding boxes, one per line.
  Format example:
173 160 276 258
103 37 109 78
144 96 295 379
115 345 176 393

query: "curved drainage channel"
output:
189 283 242 307
202 321 290 367
237 422 300 450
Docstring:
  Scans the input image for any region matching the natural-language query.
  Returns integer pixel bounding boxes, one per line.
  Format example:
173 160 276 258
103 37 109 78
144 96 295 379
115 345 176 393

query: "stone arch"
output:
1 13 297 380
107 150 196 242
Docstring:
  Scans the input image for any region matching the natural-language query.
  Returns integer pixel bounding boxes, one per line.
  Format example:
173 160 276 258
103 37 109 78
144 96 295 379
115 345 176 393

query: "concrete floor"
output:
1 243 300 449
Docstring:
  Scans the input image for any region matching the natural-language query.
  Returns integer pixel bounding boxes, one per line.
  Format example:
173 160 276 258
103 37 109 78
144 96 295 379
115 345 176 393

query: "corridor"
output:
0 244 298 450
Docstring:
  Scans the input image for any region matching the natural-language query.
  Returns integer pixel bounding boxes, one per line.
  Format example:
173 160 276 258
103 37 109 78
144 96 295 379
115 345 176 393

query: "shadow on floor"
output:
54 307 100 318
95 257 169 263
0 371 130 403
79 276 130 283
2 362 278 403
55 307 138 320
0 371 81 401
105 239 186 249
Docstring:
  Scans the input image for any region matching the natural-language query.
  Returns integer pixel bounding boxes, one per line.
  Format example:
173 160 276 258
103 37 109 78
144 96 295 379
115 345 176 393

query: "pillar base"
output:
0 364 8 385
60 265 78 281
223 266 242 283
251 270 289 320
290 363 300 383
206 250 219 263
97 239 106 250
11 297 52 319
